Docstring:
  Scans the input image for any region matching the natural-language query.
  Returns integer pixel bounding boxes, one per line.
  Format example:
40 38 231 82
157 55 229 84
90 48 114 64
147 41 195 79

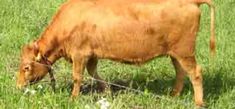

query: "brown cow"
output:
16 0 215 106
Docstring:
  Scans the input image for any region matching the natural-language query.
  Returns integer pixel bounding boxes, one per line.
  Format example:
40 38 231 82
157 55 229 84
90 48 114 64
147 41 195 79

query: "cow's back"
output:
52 0 201 64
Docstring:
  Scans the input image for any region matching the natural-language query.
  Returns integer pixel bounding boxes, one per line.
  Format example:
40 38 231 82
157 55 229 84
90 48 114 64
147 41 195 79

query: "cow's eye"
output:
23 64 32 72
24 66 30 71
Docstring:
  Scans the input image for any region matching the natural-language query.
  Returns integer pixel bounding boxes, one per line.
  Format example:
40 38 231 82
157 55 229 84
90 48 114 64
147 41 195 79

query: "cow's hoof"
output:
196 102 207 109
97 83 107 93
70 95 78 101
51 85 56 92
170 90 180 97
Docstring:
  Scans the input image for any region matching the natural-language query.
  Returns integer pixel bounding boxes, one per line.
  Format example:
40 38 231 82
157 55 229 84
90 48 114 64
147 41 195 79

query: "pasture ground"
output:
0 0 235 108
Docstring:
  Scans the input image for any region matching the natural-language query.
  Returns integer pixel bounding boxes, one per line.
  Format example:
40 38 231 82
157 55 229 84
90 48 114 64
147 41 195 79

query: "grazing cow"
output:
16 0 215 106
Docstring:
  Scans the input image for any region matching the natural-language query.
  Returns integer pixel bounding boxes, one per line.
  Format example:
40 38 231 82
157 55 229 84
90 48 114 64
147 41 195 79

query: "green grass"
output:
0 0 235 108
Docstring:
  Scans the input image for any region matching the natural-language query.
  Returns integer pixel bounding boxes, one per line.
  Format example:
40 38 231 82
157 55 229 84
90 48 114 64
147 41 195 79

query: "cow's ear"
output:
35 53 42 62
33 42 39 55
33 42 42 61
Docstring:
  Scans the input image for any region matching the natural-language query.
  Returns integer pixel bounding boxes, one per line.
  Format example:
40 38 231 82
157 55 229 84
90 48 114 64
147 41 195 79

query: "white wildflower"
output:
23 88 30 95
30 89 36 95
85 104 91 109
23 88 36 95
12 76 16 80
37 85 43 89
97 97 110 109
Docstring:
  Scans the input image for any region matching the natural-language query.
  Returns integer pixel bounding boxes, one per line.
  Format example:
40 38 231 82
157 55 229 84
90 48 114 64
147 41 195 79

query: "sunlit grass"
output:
0 0 235 108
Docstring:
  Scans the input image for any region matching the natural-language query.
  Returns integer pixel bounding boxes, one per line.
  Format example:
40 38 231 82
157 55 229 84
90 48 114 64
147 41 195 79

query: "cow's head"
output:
16 43 50 89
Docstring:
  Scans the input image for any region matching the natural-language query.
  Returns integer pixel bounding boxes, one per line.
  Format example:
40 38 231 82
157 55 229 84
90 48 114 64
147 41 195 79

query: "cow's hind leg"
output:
171 56 186 96
175 56 204 106
87 58 107 92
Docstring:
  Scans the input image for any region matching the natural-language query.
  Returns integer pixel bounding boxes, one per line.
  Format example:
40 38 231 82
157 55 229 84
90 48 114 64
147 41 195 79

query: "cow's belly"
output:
92 26 168 63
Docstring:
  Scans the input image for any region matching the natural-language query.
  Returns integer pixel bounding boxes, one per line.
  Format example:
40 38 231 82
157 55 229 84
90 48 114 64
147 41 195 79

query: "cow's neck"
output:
36 29 61 65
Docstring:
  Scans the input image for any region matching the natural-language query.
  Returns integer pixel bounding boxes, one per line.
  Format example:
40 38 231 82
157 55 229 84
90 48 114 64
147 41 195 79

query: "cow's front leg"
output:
48 70 56 92
71 56 87 98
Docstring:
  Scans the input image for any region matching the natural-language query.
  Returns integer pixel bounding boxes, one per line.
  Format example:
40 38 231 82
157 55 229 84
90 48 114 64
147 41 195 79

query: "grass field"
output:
0 0 235 109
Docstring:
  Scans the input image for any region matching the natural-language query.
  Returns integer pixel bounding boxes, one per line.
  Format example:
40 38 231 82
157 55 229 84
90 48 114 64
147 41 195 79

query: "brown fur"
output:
16 0 216 107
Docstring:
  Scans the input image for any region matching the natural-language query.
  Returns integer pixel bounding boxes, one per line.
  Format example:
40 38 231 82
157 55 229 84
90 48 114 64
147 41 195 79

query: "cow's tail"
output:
194 0 216 56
